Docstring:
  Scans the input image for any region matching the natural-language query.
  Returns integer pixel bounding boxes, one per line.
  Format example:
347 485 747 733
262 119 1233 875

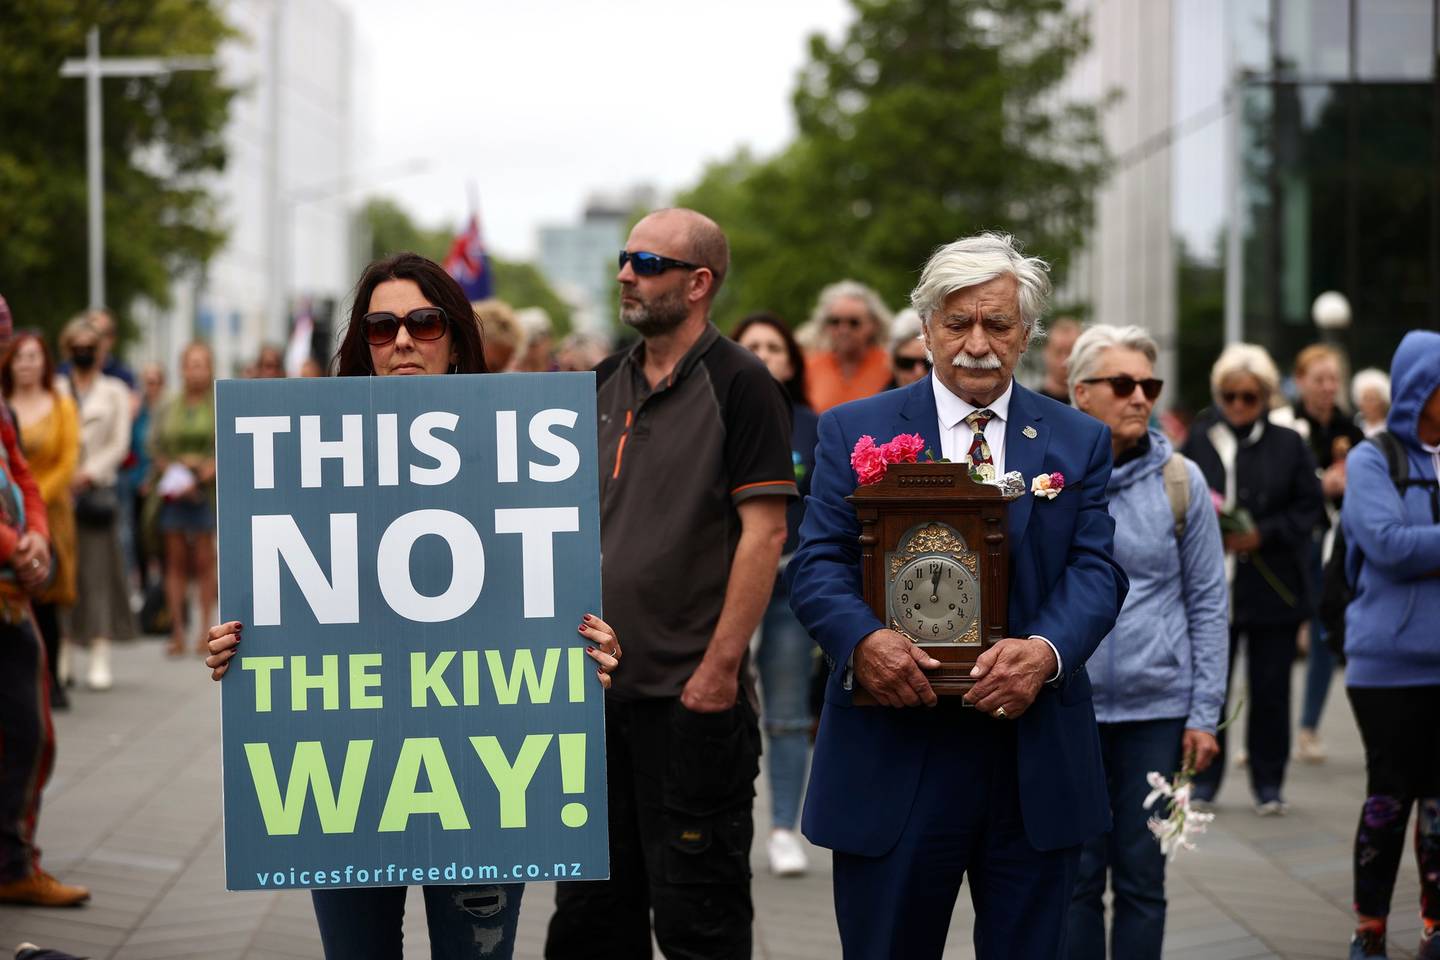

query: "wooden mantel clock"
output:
848 461 1012 699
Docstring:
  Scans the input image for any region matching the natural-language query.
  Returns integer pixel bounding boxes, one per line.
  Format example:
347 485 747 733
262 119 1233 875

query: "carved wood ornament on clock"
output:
849 461 1011 701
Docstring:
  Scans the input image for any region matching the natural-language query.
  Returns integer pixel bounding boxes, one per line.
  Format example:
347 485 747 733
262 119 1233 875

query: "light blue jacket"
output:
1089 430 1230 731
1342 330 1440 688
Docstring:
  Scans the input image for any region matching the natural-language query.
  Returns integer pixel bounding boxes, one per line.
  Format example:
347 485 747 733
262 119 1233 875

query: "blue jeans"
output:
755 589 814 830
1300 539 1333 730
1068 717 1185 960
311 884 524 959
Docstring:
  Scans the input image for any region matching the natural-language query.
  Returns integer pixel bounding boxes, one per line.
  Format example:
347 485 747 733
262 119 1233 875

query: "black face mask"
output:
70 348 97 370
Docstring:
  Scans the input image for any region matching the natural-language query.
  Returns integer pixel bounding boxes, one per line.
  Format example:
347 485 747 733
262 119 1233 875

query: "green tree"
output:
1175 235 1226 416
0 1 238 338
358 196 573 336
359 196 451 263
488 260 573 338
676 0 1108 331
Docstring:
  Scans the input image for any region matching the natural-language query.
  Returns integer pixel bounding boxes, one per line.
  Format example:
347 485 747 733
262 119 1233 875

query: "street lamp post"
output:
60 26 215 310
274 158 434 345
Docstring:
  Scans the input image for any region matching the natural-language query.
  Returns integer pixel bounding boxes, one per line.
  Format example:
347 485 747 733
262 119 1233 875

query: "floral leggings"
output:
1348 686 1440 924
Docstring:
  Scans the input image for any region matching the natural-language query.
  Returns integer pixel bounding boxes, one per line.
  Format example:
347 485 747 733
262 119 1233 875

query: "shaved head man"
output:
546 211 794 959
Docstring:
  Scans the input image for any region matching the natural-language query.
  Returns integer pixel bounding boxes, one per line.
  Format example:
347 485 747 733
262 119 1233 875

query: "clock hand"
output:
930 566 941 602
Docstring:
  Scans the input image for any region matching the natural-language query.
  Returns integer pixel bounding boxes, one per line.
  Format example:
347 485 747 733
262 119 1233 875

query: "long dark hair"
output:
0 332 56 397
335 253 487 376
732 312 808 406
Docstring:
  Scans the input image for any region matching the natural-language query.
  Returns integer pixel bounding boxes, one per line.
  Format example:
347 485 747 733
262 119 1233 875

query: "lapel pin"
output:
1023 425 1038 439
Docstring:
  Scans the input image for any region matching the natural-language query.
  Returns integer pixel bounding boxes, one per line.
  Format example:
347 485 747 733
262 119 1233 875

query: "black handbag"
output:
74 485 120 527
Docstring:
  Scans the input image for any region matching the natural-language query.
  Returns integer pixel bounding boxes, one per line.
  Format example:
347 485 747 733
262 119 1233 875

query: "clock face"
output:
889 553 981 643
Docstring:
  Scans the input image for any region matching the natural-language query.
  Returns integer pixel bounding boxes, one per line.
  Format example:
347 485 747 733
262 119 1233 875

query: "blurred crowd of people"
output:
0 238 1433 960
0 304 222 709
0 304 266 940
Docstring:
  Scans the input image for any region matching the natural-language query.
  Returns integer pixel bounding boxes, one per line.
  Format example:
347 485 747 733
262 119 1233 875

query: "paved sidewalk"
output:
0 638 1426 959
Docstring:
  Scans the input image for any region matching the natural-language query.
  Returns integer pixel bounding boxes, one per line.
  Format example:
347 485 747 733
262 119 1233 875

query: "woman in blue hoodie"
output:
1063 325 1230 960
1339 330 1440 960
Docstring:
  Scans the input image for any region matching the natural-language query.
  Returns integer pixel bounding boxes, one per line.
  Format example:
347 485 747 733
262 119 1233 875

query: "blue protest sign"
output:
215 373 607 891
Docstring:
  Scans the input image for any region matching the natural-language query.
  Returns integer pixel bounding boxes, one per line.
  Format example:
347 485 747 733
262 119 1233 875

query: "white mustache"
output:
953 352 1002 370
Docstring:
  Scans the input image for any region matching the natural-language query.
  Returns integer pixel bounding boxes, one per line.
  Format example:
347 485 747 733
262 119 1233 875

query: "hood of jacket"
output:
1108 428 1173 493
1386 330 1440 450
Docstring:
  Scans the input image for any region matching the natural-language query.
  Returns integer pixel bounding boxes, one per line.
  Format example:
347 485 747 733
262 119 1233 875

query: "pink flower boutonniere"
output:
851 433 929 485
1030 471 1065 500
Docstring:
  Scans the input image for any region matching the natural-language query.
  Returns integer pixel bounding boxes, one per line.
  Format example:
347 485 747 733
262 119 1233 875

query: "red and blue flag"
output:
443 213 492 301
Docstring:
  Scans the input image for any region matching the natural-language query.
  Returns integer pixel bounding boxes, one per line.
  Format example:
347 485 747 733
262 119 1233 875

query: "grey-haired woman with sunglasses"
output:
1181 343 1324 816
203 253 621 960
1064 325 1230 960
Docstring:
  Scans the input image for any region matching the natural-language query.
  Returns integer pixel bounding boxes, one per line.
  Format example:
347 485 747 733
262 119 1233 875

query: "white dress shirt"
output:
930 372 1063 682
932 371 1012 471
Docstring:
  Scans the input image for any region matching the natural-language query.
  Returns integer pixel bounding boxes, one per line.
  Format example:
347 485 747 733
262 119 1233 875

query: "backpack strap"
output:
1372 429 1440 522
1162 452 1190 540
1373 430 1409 486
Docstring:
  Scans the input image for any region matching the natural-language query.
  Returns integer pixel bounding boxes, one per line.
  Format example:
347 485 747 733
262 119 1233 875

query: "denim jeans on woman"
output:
1299 539 1334 731
310 883 523 959
1068 717 1185 960
755 587 813 829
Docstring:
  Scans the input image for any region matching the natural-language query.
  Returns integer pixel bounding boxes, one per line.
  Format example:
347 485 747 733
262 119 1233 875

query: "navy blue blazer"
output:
787 376 1128 854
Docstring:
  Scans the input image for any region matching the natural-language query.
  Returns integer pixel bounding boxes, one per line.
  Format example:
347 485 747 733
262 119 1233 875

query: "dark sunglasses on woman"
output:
1080 375 1164 401
363 307 448 346
893 356 930 372
618 250 700 276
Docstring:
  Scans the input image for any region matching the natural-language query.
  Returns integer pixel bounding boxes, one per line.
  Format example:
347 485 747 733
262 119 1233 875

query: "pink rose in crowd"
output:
1049 472 1065 489
852 435 889 485
1210 489 1226 513
881 432 926 464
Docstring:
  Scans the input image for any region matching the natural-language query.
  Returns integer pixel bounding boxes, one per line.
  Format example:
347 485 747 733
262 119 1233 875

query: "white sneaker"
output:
56 640 72 687
1255 799 1289 817
86 641 112 691
1296 728 1327 764
767 829 808 877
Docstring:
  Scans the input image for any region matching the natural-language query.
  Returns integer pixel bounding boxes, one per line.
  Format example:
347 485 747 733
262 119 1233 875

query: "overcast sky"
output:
343 0 854 259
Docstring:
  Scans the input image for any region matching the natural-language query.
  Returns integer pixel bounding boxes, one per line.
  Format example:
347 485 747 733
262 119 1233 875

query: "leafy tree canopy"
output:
0 1 237 340
359 196 573 337
675 0 1108 333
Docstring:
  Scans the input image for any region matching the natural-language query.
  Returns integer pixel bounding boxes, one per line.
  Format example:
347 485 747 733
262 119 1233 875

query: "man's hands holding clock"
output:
854 630 1056 718
853 628 941 708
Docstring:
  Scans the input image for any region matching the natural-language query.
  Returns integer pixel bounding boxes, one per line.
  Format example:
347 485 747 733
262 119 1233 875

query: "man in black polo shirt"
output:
546 209 795 959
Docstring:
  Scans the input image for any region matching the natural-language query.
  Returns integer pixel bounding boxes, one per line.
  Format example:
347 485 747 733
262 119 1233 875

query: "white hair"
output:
1351 367 1391 411
1066 324 1159 399
808 280 893 343
888 308 925 353
909 232 1051 334
1210 342 1281 401
515 307 552 338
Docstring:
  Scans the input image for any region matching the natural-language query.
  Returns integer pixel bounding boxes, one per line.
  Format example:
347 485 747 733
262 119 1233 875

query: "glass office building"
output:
1068 0 1438 410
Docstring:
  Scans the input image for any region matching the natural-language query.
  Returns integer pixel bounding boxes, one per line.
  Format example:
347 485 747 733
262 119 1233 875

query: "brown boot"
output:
0 870 90 906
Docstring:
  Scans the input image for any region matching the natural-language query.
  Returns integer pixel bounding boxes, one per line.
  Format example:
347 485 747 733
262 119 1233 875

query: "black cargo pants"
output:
546 696 761 959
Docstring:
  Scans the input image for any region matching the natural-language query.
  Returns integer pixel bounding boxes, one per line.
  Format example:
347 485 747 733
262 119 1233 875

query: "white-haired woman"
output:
803 280 893 412
1181 344 1324 814
1063 325 1229 960
1352 368 1391 438
886 308 929 388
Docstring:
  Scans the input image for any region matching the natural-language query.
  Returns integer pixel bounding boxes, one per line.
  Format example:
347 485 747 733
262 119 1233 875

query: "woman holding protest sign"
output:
204 252 621 960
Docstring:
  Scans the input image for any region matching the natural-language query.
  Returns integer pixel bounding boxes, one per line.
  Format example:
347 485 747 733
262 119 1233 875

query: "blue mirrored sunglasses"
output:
618 250 700 276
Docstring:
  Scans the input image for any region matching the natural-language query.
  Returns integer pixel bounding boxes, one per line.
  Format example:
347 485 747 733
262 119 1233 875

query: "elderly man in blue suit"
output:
788 233 1128 959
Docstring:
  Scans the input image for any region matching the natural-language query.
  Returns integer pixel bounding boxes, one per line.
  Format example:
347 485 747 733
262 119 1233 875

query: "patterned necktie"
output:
964 409 994 468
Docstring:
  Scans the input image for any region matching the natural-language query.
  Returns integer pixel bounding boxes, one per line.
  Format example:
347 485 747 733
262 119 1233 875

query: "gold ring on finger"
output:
995 705 1008 719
